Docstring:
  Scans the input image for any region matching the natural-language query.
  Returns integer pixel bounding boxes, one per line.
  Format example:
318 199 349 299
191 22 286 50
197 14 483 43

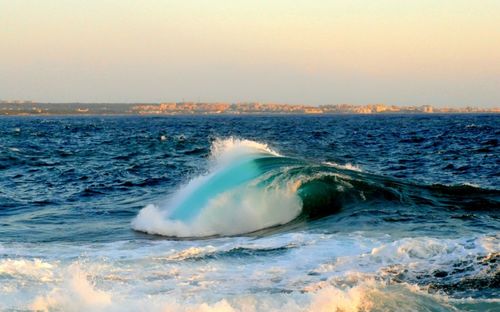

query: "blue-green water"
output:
0 115 498 311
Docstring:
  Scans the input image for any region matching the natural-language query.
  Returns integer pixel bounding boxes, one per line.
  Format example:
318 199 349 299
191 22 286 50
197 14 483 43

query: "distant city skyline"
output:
1 1 499 107
0 99 498 110
1 101 498 116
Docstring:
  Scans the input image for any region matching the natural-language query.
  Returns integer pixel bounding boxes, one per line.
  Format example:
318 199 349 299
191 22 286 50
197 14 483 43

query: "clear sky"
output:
1 0 499 107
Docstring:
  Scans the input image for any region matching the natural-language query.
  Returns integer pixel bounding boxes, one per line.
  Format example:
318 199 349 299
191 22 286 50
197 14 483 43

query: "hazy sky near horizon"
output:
1 1 499 107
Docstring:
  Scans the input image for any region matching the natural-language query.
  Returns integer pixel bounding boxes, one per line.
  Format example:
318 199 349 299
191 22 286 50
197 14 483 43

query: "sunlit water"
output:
0 115 498 311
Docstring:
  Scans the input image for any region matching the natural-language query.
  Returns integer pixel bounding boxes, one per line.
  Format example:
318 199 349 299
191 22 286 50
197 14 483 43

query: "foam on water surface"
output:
0 233 497 311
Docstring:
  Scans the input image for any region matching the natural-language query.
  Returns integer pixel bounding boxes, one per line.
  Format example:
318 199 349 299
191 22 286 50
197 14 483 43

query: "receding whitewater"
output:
0 115 498 311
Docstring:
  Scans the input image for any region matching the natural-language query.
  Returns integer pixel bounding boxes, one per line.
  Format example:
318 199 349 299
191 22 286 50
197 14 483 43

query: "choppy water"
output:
0 115 499 311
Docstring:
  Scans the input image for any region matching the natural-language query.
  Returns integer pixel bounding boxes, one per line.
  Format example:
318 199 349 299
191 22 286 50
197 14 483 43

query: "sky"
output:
1 0 499 107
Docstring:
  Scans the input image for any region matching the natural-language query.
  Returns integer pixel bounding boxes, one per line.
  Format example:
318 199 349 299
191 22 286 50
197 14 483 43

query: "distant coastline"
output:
0 101 498 116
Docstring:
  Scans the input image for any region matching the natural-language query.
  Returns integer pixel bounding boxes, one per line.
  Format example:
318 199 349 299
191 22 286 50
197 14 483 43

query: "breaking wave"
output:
132 138 500 237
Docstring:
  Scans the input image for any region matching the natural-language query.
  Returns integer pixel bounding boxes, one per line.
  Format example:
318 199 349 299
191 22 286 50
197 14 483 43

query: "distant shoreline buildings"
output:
0 100 498 115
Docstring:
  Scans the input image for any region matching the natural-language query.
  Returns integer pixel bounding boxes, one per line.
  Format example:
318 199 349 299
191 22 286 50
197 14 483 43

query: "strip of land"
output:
0 101 498 115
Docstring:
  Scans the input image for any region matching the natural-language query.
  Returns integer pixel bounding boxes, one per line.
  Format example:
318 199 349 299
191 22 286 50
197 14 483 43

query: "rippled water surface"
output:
0 115 498 311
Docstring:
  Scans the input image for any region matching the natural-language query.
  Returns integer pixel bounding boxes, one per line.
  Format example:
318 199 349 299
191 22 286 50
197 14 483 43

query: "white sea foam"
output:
209 137 281 166
324 161 362 172
132 184 302 237
0 258 54 282
28 276 437 312
30 265 112 311
0 233 496 311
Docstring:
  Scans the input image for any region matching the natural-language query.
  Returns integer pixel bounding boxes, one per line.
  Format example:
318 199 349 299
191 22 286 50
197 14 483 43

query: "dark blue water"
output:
0 115 498 311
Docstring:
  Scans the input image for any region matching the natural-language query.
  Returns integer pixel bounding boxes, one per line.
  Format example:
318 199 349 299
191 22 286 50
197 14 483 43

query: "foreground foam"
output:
0 233 497 311
24 271 471 312
0 258 54 282
31 265 112 311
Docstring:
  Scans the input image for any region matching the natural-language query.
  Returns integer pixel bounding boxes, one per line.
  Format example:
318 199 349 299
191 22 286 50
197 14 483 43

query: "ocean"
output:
0 114 498 311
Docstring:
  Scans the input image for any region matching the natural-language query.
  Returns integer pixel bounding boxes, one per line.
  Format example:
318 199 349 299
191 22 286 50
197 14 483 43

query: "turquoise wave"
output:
132 138 500 237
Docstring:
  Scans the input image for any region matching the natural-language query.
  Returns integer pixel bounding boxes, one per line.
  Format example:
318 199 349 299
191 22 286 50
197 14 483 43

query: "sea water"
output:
0 115 498 311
